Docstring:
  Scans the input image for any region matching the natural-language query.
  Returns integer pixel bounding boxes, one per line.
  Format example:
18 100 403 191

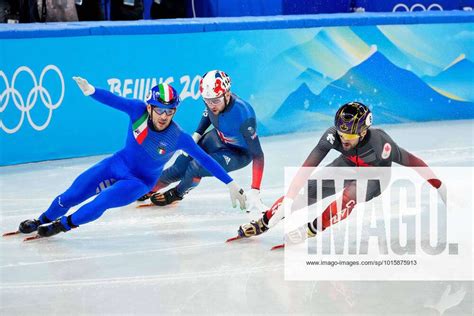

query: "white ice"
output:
1 120 473 315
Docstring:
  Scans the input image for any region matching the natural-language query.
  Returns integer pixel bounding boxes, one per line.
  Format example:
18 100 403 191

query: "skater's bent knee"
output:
186 160 204 176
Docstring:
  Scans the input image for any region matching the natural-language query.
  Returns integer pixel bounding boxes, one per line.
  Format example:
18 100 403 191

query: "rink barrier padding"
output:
0 11 473 39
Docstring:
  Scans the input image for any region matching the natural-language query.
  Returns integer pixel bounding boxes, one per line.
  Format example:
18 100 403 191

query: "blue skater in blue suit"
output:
17 77 247 238
139 70 266 214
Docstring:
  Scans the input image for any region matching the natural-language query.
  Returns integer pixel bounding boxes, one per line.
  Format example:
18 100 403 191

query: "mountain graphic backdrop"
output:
295 67 334 95
265 50 474 134
350 26 442 77
423 56 474 102
271 28 370 80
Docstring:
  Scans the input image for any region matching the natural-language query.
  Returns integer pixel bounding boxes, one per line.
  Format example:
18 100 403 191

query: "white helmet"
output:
199 70 231 99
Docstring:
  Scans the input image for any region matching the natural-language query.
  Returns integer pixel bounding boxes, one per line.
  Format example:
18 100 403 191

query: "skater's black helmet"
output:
334 102 372 135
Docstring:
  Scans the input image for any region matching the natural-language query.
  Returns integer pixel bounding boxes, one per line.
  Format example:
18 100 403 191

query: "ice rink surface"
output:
1 120 473 315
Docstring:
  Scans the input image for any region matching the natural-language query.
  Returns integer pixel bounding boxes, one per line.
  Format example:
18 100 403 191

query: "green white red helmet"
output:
146 83 180 109
199 70 231 99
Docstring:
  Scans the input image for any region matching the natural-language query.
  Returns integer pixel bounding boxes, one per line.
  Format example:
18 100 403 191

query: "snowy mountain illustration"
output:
253 27 371 120
265 50 474 134
272 27 370 80
422 55 474 102
273 83 333 119
350 26 442 77
296 67 332 82
315 50 474 124
295 67 333 95
264 83 333 134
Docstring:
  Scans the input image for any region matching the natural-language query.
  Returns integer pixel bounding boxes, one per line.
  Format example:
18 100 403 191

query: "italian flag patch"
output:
132 112 149 144
159 83 175 103
158 147 166 155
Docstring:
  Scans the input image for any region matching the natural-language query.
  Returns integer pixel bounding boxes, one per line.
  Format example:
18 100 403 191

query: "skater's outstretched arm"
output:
395 147 446 204
192 109 212 143
286 128 334 199
380 130 446 203
263 130 335 228
179 133 247 210
395 147 441 185
240 118 265 190
73 76 145 120
239 117 266 212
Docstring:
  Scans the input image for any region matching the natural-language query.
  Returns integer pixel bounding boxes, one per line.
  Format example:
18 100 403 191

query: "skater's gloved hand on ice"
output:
227 181 247 211
73 76 95 96
246 189 268 213
437 182 447 205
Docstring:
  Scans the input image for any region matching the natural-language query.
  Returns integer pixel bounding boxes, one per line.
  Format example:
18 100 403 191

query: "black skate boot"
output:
238 217 268 238
137 191 156 202
18 219 42 234
150 188 183 206
37 219 69 238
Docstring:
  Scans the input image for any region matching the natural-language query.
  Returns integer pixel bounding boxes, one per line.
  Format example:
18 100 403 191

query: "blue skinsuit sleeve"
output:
239 118 264 189
91 88 146 120
179 133 233 184
195 109 212 135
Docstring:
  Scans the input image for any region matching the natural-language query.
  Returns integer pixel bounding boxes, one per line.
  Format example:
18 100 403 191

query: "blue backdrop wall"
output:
0 11 473 165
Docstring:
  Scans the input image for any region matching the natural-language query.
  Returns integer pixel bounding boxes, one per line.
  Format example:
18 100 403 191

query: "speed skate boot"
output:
137 191 156 202
150 187 183 206
238 217 269 238
37 217 75 238
19 219 42 234
285 223 317 245
18 214 51 234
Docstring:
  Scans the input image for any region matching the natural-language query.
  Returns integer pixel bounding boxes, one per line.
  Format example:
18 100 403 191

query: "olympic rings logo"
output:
0 65 64 134
392 3 444 12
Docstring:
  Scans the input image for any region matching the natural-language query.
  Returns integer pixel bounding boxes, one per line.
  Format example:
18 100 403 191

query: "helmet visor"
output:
150 106 176 116
337 131 360 140
203 96 225 106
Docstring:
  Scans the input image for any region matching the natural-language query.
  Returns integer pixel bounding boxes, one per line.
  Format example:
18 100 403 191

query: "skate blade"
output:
136 203 155 208
2 231 20 237
136 201 180 209
271 244 285 251
136 199 150 205
226 235 244 242
23 235 42 242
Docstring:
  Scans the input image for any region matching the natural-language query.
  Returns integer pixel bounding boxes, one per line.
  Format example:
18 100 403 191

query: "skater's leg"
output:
70 179 148 226
37 179 149 238
239 156 352 238
174 149 251 197
149 130 221 195
153 154 192 190
264 156 351 227
151 148 250 206
19 158 116 234
310 181 358 233
41 157 116 222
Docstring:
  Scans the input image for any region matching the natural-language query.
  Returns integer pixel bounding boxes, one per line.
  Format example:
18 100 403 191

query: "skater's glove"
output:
437 182 447 205
227 181 247 211
246 189 268 213
73 76 95 96
192 132 202 143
